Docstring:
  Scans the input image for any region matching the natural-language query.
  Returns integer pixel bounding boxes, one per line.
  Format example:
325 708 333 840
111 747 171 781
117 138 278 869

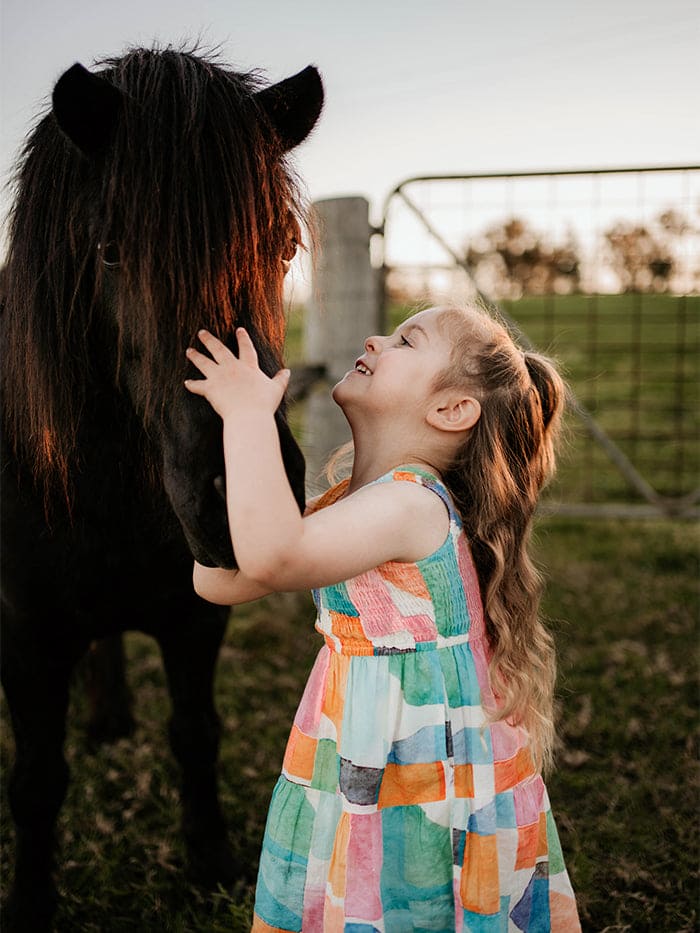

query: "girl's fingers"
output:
185 346 216 374
184 378 205 395
197 329 231 363
185 329 263 402
193 328 259 369
236 327 259 367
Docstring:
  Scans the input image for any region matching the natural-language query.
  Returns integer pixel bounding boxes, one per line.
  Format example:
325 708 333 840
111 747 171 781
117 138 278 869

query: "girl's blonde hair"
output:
434 304 565 774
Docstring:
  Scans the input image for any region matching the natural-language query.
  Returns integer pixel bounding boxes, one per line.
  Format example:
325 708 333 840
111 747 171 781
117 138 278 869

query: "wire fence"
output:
378 167 700 518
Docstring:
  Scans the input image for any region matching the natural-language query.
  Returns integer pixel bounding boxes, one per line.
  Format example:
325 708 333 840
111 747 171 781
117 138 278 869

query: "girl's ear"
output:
427 395 481 433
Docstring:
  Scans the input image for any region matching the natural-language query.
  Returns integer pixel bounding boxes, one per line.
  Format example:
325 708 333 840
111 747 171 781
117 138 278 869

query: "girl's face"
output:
332 307 457 419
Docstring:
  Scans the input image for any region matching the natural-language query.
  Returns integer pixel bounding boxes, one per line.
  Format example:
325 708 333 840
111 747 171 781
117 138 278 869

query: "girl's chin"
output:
331 382 347 406
331 378 359 411
331 372 354 397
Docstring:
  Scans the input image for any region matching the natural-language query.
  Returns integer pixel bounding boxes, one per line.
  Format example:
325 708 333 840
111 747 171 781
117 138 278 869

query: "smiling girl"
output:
186 304 580 932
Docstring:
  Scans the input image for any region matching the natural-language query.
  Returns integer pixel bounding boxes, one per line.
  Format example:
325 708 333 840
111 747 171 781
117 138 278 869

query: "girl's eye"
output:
400 335 412 347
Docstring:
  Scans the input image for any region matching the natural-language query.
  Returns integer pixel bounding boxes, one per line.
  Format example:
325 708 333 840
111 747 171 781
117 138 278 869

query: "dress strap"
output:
370 465 462 528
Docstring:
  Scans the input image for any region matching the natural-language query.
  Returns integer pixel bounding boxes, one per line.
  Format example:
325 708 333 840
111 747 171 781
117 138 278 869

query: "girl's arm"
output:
185 329 447 592
192 562 273 605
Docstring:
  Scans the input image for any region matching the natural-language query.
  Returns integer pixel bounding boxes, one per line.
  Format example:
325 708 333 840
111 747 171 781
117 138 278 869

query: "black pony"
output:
1 46 322 930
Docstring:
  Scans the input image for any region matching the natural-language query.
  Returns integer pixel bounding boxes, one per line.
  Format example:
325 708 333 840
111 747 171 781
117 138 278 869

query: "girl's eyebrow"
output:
399 323 429 340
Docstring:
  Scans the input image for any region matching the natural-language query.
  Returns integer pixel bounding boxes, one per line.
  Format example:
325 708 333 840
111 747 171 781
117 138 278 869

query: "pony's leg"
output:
156 610 237 885
84 634 135 744
1 630 84 932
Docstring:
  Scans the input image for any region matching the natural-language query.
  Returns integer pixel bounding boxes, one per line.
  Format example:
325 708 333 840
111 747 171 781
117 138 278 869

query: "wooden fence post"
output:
303 196 380 494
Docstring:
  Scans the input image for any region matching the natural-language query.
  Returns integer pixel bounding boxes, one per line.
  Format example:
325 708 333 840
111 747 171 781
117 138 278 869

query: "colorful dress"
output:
252 466 580 933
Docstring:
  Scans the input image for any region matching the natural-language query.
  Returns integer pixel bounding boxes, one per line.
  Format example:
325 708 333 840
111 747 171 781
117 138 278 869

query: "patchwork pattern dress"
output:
252 467 580 933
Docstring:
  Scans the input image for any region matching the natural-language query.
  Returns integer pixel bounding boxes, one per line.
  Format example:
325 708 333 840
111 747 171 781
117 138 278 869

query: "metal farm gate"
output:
372 166 700 519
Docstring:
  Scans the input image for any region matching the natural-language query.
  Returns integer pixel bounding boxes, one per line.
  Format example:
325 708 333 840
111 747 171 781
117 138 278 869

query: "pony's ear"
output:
52 63 123 155
256 65 324 151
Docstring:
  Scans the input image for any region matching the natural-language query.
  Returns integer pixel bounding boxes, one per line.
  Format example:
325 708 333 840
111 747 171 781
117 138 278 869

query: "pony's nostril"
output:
213 475 226 501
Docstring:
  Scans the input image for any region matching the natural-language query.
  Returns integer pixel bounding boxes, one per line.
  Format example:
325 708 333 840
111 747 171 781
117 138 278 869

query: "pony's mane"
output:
2 45 307 492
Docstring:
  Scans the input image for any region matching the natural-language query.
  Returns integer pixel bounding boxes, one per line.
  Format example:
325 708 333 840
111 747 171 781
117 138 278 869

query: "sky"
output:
1 0 699 243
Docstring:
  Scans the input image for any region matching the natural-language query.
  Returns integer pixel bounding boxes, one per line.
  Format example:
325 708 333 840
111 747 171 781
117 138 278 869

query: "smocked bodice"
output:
308 467 487 656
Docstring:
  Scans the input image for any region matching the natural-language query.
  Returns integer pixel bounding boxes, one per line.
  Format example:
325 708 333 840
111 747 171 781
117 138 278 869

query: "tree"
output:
464 218 580 300
603 220 675 293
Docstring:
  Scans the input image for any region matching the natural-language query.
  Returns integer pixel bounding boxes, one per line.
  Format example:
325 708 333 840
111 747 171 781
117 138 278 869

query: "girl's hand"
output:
184 328 290 420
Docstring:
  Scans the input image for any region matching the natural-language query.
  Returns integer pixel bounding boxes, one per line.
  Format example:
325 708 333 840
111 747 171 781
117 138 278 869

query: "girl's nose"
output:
364 335 381 352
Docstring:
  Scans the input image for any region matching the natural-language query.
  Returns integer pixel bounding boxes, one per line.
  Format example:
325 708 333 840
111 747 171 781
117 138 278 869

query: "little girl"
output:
185 304 581 932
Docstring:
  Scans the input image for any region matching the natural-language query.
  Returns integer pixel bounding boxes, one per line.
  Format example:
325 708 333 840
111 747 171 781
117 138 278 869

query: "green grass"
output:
538 519 699 932
2 521 698 931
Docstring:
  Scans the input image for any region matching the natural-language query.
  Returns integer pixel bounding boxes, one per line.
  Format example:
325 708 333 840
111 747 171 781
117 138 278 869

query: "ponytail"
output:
524 351 561 430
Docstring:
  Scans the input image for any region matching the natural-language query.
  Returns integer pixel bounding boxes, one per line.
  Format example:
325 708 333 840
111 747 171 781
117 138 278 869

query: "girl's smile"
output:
333 308 452 416
352 359 372 375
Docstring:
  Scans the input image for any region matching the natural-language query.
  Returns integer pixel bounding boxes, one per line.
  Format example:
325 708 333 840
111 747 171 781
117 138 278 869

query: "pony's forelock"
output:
96 46 305 395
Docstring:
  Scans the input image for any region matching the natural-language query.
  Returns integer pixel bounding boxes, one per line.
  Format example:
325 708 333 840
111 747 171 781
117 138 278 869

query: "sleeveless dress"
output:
251 466 580 933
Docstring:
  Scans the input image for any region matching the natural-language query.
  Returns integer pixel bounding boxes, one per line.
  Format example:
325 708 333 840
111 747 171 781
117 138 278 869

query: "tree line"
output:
452 208 698 299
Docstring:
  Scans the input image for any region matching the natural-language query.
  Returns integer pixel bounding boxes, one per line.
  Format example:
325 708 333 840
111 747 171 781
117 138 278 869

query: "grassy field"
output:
1 519 698 931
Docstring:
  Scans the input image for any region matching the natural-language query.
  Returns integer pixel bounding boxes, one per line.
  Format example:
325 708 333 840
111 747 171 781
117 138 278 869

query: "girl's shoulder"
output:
370 464 461 526
306 465 461 530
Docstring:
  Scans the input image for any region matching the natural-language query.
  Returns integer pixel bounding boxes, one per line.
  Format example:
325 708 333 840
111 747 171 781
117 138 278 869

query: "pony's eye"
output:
281 236 299 264
97 241 120 268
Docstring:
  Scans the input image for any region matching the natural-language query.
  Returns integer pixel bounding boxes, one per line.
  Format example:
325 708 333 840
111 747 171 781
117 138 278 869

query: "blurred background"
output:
1 1 698 930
